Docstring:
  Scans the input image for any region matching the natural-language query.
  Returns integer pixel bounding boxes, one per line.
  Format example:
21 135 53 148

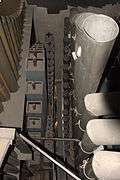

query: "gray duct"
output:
71 13 119 130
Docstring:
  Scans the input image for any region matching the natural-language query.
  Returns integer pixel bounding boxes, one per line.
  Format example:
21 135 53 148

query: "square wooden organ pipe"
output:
45 33 55 104
0 0 25 112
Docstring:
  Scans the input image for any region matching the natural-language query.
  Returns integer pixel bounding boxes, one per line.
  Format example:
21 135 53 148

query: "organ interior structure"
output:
0 0 120 180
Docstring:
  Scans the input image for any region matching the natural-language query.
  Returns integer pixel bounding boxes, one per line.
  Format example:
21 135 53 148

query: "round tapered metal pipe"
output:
85 92 120 116
71 12 119 129
92 151 120 180
87 119 120 145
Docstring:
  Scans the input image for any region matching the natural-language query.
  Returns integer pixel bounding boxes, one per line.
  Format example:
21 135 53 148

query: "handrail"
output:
20 134 81 180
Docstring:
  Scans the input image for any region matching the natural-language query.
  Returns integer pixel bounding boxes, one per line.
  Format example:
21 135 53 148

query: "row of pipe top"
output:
44 33 55 165
0 0 25 112
69 9 120 179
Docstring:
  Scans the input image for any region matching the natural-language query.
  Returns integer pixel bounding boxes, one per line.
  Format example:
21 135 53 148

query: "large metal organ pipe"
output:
70 11 120 179
92 151 120 180
87 119 120 145
71 12 119 130
78 150 120 180
85 92 120 116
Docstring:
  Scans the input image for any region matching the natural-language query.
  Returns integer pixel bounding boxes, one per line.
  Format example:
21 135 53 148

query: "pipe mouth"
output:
83 14 119 42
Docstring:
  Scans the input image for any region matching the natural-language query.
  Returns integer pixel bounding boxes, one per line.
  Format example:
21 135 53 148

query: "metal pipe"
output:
71 13 119 129
92 151 120 180
87 119 120 145
20 134 81 180
85 92 120 116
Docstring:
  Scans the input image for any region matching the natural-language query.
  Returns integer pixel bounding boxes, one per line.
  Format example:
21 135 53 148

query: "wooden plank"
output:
0 139 12 167
0 128 15 140
0 128 15 167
